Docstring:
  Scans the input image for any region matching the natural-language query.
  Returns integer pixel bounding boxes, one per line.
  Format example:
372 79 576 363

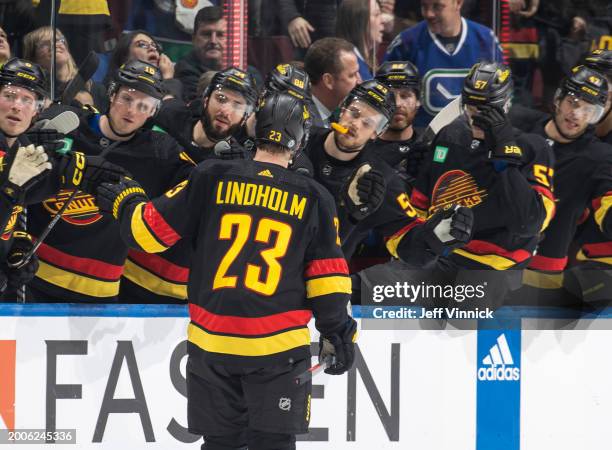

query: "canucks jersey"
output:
385 18 503 127
115 159 352 366
26 105 195 302
411 117 555 270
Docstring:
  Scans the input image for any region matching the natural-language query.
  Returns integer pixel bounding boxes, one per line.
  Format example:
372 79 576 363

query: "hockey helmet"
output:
556 65 608 124
111 59 166 100
0 57 48 100
375 61 420 95
255 91 311 152
462 61 513 112
265 64 311 101
584 49 612 76
204 67 258 115
340 80 396 134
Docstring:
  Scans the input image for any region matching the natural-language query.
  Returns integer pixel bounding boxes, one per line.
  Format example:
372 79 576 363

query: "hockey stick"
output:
294 355 335 386
60 51 99 105
8 137 123 270
417 96 463 147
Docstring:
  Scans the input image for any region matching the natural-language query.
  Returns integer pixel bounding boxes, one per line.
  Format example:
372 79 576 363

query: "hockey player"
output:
304 79 473 264
384 0 503 127
510 66 612 289
26 59 196 303
153 67 259 162
371 61 426 183
410 62 555 278
0 58 52 294
96 92 357 450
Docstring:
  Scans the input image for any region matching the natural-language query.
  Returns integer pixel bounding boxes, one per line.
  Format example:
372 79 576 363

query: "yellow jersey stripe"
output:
188 323 310 356
131 203 169 253
123 260 187 300
37 261 119 298
306 276 351 298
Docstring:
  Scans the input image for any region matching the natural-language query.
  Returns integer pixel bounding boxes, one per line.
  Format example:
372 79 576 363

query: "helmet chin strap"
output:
333 132 363 154
108 114 136 139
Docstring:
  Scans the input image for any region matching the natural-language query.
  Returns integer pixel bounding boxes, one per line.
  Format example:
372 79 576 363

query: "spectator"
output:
0 27 11 64
384 0 503 127
22 26 106 108
304 37 361 128
105 30 182 100
175 6 261 102
279 0 342 54
175 6 226 102
336 0 385 80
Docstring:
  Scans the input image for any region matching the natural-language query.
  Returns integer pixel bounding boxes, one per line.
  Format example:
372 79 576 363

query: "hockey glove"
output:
423 205 474 255
213 140 250 160
341 164 386 222
59 152 128 194
403 142 428 180
97 177 149 220
0 145 53 202
25 126 66 154
472 105 523 168
5 231 39 290
319 317 358 375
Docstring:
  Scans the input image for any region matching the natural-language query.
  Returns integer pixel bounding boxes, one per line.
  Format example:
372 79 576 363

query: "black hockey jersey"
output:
27 105 195 302
303 129 426 262
411 116 555 270
115 159 352 366
513 117 612 271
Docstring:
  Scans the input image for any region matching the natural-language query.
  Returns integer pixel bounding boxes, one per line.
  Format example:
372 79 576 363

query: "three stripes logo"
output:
477 334 520 381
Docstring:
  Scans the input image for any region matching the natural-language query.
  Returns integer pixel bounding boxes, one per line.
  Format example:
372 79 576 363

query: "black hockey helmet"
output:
584 49 612 76
265 63 311 101
204 67 258 114
0 57 48 100
462 61 513 111
255 91 311 152
111 59 166 100
340 80 396 134
375 61 420 94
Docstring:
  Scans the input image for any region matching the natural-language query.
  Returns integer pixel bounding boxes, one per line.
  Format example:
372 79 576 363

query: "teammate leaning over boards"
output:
510 65 612 302
26 59 196 303
153 67 259 162
96 92 357 450
411 62 555 273
302 79 473 265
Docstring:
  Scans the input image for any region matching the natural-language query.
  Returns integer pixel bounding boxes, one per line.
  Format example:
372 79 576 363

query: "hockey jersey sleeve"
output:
491 133 555 236
304 188 353 336
116 166 209 254
590 161 612 238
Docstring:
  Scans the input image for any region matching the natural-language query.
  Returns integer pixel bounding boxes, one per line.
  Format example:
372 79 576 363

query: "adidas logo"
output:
477 334 520 381
258 169 274 178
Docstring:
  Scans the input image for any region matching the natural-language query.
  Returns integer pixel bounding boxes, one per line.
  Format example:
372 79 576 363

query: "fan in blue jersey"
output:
384 0 503 127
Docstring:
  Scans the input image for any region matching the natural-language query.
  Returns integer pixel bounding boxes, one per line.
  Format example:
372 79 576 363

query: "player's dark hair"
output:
304 37 354 85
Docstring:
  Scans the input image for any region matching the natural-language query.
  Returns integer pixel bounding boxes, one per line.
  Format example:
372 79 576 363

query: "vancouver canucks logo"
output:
430 170 487 213
43 189 103 226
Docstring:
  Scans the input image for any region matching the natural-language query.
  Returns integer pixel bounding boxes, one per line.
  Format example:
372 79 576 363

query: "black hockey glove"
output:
59 152 128 194
213 140 250 160
403 142 428 180
472 105 523 168
97 177 149 220
5 231 39 290
319 317 358 375
422 205 474 255
341 164 386 222
25 126 66 154
0 145 53 202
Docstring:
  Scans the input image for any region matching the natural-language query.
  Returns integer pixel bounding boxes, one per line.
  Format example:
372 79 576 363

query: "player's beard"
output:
388 107 416 132
201 108 242 143
334 131 365 154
